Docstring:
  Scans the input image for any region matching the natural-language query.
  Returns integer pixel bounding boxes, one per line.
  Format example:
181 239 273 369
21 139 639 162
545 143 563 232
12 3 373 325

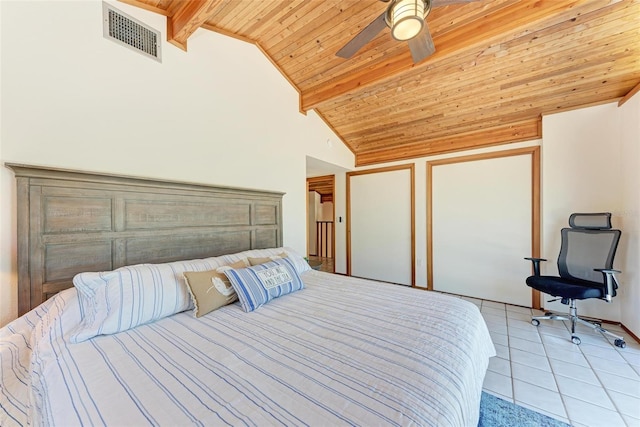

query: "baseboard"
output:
621 323 640 344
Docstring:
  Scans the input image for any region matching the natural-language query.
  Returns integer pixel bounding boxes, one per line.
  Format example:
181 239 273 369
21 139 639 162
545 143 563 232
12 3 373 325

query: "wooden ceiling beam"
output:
619 80 640 106
118 0 170 16
337 77 634 151
355 118 541 166
167 0 222 51
346 72 632 156
299 0 601 112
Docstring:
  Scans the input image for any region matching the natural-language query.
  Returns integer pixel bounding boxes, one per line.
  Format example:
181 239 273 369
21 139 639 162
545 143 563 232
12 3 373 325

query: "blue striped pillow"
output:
70 258 220 343
224 258 304 312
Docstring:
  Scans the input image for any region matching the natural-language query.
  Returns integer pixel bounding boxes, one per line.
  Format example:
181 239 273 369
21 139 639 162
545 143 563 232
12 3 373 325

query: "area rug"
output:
478 392 571 427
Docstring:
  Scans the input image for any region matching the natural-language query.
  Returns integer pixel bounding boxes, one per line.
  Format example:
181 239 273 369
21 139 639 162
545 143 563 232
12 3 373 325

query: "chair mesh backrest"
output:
558 213 621 283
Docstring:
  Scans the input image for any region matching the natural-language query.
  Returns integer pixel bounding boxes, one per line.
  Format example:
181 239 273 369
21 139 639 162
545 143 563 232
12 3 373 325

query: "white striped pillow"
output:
70 258 221 343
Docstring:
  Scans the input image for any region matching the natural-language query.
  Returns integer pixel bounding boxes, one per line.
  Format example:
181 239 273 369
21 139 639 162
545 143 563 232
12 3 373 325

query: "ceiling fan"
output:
336 0 477 63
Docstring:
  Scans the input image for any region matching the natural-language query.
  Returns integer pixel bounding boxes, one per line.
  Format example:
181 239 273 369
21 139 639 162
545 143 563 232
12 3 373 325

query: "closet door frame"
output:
426 146 541 308
347 164 415 286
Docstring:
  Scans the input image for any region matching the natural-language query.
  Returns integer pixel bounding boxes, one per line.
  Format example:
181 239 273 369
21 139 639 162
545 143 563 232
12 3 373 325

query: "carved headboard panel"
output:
7 164 284 316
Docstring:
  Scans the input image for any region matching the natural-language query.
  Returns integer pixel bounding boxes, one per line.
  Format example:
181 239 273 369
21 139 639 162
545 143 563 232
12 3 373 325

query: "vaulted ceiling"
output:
122 0 640 166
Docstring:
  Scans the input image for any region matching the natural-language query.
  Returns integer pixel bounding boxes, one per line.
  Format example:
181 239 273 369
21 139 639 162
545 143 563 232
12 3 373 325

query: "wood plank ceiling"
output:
122 0 640 166
307 175 335 203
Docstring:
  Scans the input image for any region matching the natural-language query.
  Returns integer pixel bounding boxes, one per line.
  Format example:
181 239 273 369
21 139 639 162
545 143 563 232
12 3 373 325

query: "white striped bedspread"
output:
1 271 495 427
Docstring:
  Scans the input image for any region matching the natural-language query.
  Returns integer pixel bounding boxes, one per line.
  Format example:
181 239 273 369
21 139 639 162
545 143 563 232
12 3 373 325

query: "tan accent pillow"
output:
183 260 247 318
248 252 288 266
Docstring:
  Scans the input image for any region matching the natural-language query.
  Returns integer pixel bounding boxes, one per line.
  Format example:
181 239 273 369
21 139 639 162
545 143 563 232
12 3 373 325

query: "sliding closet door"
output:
348 165 414 286
428 147 539 307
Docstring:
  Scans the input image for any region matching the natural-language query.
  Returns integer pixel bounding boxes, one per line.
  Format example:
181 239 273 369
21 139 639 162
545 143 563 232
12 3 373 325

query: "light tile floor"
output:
459 296 640 427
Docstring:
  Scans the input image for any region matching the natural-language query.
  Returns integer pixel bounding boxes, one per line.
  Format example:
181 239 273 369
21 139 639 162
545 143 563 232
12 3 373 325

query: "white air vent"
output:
102 2 161 62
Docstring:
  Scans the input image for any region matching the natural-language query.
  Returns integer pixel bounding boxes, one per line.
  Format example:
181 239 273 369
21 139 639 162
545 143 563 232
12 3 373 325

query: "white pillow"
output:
217 247 311 275
70 258 221 343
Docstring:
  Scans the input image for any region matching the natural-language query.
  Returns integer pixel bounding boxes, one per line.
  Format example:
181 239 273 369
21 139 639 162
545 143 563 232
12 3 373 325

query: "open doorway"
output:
307 175 335 273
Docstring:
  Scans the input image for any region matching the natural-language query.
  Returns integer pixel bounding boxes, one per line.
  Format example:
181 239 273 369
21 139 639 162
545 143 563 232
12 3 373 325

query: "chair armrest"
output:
594 268 621 303
524 257 547 276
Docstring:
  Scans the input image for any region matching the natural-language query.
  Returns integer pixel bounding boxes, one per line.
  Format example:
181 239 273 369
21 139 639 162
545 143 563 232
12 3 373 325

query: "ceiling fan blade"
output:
336 12 387 59
408 24 436 63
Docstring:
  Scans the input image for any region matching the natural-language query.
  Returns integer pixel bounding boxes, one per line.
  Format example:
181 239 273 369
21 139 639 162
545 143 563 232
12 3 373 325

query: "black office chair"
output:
525 213 625 348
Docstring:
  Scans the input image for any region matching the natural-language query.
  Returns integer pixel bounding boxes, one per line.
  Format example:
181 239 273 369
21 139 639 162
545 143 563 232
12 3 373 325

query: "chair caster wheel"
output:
531 319 540 326
614 339 626 348
571 336 581 345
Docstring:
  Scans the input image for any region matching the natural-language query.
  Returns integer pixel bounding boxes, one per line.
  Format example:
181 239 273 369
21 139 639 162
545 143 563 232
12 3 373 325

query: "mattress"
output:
1 270 495 426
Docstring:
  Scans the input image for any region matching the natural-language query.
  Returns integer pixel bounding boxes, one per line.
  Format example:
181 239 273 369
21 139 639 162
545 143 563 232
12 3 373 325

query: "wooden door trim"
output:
331 176 336 271
306 174 335 267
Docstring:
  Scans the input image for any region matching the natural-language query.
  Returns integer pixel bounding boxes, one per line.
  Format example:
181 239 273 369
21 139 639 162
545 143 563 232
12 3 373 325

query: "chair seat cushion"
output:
526 275 604 300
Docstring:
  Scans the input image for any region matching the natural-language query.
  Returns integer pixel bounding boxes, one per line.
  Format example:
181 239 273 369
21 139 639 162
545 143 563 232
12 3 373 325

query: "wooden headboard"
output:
7 164 284 316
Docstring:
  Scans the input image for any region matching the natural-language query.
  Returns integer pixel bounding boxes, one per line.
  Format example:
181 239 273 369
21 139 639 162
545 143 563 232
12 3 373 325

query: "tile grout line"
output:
580 343 634 427
516 310 571 423
543 321 575 425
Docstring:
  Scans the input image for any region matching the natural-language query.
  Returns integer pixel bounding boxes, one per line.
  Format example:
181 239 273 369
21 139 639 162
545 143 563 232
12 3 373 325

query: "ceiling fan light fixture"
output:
388 0 426 41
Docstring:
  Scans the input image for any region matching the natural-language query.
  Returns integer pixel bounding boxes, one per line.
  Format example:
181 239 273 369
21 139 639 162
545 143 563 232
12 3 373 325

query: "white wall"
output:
0 0 354 326
619 93 640 336
0 0 9 328
542 102 627 324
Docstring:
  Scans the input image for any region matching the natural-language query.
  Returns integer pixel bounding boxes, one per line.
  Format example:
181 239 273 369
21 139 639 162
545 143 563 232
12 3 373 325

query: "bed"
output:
0 165 495 426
